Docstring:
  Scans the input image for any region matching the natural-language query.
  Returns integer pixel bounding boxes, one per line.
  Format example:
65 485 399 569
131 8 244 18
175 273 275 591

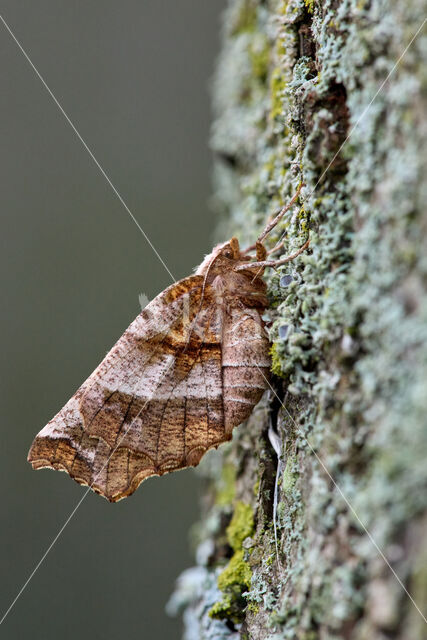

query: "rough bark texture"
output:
167 1 427 638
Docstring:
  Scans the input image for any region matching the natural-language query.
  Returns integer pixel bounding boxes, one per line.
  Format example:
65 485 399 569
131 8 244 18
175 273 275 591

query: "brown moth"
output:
28 188 309 502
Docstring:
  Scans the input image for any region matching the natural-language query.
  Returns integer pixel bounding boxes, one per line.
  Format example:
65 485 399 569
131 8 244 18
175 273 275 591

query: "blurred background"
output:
0 1 227 638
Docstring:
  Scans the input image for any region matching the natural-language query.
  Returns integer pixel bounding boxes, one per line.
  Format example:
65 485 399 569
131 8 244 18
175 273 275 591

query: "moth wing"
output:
28 275 270 502
29 275 205 501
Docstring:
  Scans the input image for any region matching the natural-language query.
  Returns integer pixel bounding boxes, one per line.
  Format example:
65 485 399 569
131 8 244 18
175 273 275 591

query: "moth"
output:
28 187 309 502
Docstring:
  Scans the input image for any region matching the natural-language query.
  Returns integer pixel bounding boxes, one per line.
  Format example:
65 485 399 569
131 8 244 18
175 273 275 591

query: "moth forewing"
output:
28 246 270 501
28 191 309 502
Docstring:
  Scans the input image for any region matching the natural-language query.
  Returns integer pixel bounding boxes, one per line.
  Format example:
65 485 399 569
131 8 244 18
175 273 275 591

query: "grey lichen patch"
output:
281 455 298 494
169 0 427 638
228 0 258 36
167 566 240 640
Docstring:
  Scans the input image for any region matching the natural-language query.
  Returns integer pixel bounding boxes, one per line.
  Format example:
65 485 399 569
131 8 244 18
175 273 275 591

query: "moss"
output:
304 0 315 13
226 501 254 549
270 342 286 378
209 502 255 623
216 463 237 507
210 550 253 622
217 549 252 591
247 602 260 615
209 594 233 620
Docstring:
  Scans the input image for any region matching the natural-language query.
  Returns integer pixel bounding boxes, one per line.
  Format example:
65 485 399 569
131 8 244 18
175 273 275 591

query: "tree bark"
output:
167 1 427 638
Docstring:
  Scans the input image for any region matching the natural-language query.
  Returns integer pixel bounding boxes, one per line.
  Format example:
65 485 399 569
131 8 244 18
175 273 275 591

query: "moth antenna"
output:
257 183 304 244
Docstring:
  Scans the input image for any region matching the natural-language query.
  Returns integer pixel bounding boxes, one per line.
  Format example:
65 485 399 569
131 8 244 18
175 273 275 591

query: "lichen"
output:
269 67 287 122
230 0 258 36
170 0 427 637
249 37 270 82
281 456 298 494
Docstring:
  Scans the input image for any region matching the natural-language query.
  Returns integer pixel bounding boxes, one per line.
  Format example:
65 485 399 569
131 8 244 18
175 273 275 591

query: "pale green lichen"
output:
229 0 258 36
249 37 270 82
269 67 287 121
170 0 427 637
281 456 298 494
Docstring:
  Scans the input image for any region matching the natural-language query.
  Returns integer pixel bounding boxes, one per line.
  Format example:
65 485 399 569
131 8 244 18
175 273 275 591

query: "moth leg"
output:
257 182 304 243
241 183 304 255
237 238 310 272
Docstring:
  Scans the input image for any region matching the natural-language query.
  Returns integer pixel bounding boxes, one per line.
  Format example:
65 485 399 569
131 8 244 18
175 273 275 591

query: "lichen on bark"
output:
167 1 427 638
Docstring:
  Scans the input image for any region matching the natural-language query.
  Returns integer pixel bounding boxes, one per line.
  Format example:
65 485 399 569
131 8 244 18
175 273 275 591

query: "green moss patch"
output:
209 502 255 623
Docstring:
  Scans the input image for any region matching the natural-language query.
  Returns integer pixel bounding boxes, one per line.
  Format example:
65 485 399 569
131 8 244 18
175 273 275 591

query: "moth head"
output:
222 236 241 260
196 237 267 285
196 237 241 276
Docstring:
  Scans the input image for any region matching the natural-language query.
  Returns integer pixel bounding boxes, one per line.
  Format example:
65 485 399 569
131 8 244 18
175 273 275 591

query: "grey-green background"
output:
0 2 226 638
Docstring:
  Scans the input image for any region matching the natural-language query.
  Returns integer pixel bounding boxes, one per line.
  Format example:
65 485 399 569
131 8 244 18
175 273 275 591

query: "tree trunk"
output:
167 1 427 638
